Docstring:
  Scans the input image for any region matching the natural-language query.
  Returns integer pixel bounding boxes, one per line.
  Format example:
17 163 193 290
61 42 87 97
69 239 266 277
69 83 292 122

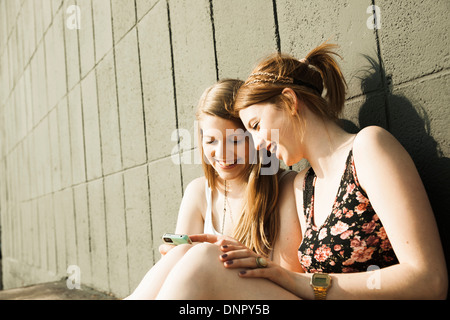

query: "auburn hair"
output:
234 42 347 127
196 79 281 257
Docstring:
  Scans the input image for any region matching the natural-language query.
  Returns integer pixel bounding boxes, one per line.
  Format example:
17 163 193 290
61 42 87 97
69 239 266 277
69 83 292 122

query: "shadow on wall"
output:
341 55 450 273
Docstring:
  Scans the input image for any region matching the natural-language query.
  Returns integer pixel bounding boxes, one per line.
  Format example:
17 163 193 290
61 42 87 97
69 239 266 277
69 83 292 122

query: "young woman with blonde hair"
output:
155 43 447 299
125 79 302 299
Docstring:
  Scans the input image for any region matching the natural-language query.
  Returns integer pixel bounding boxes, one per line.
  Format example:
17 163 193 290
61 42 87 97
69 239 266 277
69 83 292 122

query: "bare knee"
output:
156 243 223 299
178 243 222 276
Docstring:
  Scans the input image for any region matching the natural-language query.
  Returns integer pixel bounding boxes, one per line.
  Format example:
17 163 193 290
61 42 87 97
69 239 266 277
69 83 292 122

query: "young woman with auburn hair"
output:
125 79 302 299
155 43 447 300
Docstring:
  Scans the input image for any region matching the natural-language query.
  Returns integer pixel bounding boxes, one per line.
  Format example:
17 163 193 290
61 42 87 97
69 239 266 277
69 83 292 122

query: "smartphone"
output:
162 233 192 245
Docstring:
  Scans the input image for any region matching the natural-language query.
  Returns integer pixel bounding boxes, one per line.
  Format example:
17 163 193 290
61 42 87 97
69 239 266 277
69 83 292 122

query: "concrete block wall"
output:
0 0 448 297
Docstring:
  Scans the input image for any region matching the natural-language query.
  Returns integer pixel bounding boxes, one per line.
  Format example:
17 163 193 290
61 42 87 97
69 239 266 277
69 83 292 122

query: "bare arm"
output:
232 127 448 299
160 177 206 255
174 177 206 235
272 171 304 272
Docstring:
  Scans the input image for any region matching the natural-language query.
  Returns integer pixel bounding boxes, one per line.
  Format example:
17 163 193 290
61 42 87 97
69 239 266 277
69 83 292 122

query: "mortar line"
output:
209 0 219 81
44 7 58 278
166 0 185 196
272 0 281 52
372 0 390 131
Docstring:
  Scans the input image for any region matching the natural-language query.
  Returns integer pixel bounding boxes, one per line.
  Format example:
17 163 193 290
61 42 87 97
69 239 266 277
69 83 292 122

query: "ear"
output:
282 87 300 116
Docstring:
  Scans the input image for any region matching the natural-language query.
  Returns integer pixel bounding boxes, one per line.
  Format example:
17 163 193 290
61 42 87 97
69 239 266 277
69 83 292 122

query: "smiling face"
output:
199 115 253 181
239 102 303 166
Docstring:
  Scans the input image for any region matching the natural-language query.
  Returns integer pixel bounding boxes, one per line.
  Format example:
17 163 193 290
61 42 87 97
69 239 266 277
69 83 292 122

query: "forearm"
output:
285 263 446 300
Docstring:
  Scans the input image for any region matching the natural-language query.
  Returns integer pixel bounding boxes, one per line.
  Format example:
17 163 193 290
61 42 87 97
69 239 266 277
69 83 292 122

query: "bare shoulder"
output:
184 176 206 195
353 125 400 153
182 176 207 210
352 125 424 204
352 125 414 175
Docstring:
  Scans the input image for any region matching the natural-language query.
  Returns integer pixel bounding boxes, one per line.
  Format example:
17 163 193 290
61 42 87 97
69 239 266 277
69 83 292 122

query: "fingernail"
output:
221 254 228 259
239 271 246 275
225 260 233 265
222 245 228 249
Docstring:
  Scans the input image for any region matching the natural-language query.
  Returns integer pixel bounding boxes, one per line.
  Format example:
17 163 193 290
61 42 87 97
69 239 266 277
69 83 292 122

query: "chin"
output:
215 166 244 180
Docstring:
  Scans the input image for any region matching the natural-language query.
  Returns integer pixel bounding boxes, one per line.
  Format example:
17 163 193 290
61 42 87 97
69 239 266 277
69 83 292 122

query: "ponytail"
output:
304 42 347 119
234 42 347 122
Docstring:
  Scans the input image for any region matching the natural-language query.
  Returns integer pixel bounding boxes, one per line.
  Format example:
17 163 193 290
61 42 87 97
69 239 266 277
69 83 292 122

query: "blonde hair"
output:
196 79 281 257
234 42 347 135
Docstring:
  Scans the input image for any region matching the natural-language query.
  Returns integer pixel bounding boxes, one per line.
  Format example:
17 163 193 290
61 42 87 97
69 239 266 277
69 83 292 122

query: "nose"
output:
212 141 234 161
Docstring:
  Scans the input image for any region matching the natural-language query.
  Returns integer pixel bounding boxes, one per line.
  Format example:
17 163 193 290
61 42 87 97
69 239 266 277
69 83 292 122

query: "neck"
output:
218 176 247 198
302 116 354 179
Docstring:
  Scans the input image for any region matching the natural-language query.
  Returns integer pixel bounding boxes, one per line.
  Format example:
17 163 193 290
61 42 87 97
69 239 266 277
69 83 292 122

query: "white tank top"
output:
203 170 293 235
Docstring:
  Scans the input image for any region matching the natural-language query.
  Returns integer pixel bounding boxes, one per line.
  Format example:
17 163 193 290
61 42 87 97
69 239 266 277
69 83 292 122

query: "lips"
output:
215 159 239 170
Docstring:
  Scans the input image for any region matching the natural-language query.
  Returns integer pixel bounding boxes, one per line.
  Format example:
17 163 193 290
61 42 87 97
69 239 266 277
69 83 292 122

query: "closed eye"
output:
251 122 260 131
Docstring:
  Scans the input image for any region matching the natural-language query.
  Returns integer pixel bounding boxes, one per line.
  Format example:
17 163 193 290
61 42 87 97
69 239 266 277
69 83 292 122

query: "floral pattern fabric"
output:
298 150 399 273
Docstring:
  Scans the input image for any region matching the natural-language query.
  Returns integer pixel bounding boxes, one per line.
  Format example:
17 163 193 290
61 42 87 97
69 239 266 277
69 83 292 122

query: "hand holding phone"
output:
162 233 192 246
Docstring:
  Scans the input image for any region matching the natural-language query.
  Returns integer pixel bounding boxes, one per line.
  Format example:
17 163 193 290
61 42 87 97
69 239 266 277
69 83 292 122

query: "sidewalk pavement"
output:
0 281 117 300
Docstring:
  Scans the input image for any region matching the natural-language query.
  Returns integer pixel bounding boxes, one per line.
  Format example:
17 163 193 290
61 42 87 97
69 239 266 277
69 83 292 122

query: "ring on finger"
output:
255 257 268 268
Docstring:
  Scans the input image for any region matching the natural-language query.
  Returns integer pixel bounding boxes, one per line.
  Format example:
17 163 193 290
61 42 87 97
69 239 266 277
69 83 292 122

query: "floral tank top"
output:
298 150 399 273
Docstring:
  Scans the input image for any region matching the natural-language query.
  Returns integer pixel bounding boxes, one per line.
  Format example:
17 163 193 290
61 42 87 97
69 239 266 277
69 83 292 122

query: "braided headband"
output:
245 71 321 95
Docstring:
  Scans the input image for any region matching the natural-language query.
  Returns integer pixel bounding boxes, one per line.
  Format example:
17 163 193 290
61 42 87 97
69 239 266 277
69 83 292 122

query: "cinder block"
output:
23 66 34 134
135 0 159 21
64 0 81 92
17 141 31 202
48 107 62 192
148 158 182 249
33 0 45 44
52 189 68 276
138 1 178 161
81 70 103 180
344 91 387 130
56 97 73 189
169 0 218 149
387 73 450 252
21 199 33 266
67 84 86 185
52 0 63 16
15 78 27 143
212 0 277 79
96 51 122 175
25 133 37 199
7 21 19 87
37 196 48 271
104 172 129 297
114 28 147 169
92 0 113 63
377 0 450 85
43 193 57 276
123 165 153 291
32 42 48 127
87 178 109 291
77 0 96 78
42 0 53 33
0 45 10 107
73 183 93 287
45 9 67 111
64 189 77 268
388 73 450 171
277 0 379 98
35 117 52 196
0 1 7 53
21 0 36 64
179 148 203 193
111 0 136 44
